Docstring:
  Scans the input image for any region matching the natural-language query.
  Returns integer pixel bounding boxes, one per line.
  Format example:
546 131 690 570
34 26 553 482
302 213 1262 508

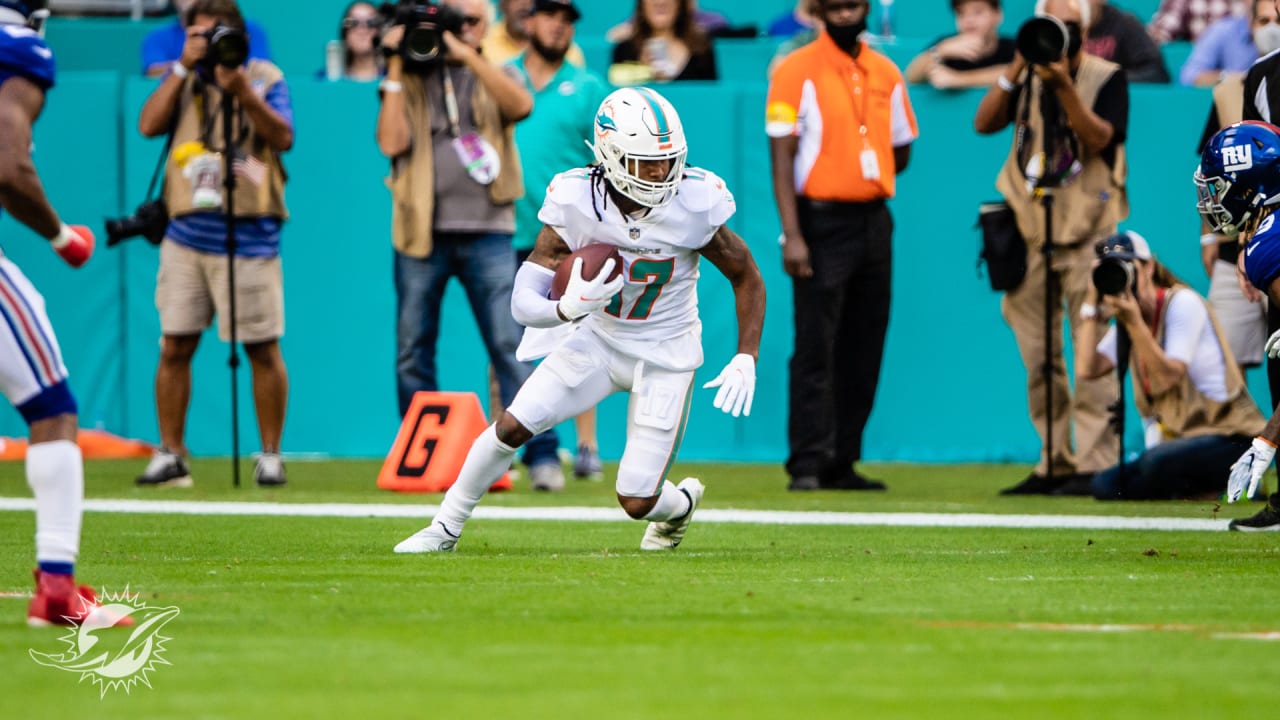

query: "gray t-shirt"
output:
423 65 515 234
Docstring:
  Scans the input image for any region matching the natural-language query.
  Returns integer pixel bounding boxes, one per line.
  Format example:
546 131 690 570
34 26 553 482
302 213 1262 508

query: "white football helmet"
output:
588 87 688 208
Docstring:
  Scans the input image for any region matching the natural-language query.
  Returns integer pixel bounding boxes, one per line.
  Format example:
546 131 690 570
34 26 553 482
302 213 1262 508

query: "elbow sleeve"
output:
511 261 564 329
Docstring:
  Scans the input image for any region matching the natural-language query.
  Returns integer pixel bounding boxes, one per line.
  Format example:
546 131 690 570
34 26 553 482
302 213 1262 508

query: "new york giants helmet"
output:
1195 121 1280 236
589 87 688 208
0 1 46 19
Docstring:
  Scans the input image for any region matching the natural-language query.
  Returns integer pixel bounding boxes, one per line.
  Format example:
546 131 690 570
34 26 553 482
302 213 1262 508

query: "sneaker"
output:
787 475 821 491
27 569 134 628
573 444 603 480
135 449 192 488
529 461 565 492
640 478 704 551
1228 503 1280 532
820 468 887 491
1050 473 1096 497
999 472 1065 496
255 453 287 487
394 522 459 553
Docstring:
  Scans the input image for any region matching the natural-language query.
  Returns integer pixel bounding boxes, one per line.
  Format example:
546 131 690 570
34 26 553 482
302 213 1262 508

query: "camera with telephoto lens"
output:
1092 256 1136 296
1016 15 1068 65
200 22 249 71
378 0 465 72
105 200 168 248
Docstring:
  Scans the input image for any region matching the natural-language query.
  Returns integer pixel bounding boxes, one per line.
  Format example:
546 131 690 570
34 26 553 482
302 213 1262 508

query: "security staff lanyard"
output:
441 68 501 186
840 52 880 182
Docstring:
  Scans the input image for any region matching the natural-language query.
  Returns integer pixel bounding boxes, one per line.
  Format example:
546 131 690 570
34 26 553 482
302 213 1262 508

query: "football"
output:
549 243 624 300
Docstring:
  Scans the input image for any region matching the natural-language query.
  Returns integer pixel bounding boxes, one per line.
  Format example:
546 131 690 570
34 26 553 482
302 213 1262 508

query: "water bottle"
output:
325 39 345 81
880 0 895 40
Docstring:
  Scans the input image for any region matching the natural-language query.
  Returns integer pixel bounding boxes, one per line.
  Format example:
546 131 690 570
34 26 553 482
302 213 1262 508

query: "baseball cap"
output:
532 0 581 22
1096 230 1153 262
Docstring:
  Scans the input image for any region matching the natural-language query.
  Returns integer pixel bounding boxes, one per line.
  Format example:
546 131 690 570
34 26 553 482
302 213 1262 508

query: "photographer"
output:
974 0 1129 495
135 0 294 488
376 0 565 490
1076 232 1264 500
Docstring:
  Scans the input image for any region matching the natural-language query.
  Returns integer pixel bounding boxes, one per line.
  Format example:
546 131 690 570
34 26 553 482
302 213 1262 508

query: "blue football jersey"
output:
1244 212 1280 293
0 22 54 90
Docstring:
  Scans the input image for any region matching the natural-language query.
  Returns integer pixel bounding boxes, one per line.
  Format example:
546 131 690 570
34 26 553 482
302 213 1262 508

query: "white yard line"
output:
0 497 1231 531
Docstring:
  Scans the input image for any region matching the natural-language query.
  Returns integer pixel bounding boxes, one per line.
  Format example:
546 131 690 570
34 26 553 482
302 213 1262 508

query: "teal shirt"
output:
508 53 610 251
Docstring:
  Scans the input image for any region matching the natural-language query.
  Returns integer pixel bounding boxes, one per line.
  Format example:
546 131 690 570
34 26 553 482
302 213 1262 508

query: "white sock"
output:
642 480 691 522
434 425 517 534
26 440 83 566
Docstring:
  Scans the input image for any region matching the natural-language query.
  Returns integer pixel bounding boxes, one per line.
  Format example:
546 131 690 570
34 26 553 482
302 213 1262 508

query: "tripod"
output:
219 88 243 488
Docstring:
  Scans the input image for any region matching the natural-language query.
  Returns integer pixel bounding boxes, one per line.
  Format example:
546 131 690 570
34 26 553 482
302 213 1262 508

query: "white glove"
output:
703 353 756 417
1227 437 1276 504
1266 329 1280 360
557 257 624 322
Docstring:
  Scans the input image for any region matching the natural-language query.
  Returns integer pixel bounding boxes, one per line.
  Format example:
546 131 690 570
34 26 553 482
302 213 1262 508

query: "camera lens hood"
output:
1016 15 1068 65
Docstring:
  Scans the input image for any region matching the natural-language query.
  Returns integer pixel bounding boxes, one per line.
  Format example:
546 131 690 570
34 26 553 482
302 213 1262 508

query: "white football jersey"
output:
528 165 736 370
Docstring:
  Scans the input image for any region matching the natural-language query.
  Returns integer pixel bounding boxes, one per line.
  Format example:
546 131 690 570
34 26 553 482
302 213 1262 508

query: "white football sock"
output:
434 424 517 535
642 480 691 522
26 440 83 566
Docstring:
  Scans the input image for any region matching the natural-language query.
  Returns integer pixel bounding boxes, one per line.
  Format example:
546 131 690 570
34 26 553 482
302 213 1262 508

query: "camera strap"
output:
145 106 180 202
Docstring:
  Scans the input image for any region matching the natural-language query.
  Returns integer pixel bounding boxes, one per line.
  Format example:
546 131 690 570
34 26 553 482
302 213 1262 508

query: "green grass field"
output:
0 460 1276 719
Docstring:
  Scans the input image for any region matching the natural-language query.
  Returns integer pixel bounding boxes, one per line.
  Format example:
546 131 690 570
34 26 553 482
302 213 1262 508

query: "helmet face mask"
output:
1197 121 1280 237
589 87 688 208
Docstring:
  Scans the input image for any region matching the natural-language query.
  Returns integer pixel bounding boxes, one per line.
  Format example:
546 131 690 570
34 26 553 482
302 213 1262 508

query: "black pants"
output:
786 199 893 479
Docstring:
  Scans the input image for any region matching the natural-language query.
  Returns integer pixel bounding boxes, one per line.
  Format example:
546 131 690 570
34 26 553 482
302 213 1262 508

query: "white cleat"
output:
394 522 459 553
640 478 704 551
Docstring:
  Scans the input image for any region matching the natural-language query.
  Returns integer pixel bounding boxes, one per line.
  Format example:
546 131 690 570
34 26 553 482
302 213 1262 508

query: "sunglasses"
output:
825 0 868 11
462 14 483 26
343 17 382 29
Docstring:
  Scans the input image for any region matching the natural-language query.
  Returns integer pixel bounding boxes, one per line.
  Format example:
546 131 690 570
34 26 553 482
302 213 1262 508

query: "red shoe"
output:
27 569 134 628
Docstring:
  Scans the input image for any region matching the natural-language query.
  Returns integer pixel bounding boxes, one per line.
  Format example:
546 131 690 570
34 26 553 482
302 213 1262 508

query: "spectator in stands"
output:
135 0 293 488
1148 0 1247 42
1085 0 1170 83
605 0 730 43
141 0 272 77
1179 0 1276 86
1076 232 1264 500
484 0 586 66
507 0 609 481
974 0 1127 496
610 0 719 84
905 0 1014 90
375 0 565 490
326 1 385 82
767 0 819 37
769 0 822 77
768 0 918 492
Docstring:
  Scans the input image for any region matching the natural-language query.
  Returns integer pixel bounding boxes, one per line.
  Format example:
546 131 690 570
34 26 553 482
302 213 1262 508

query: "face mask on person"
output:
825 18 866 51
1064 20 1083 58
1256 23 1280 57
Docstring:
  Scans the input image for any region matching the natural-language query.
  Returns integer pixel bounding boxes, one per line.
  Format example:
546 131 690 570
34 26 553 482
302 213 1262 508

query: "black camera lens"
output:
205 24 249 69
403 25 442 64
1016 16 1068 65
1092 258 1134 296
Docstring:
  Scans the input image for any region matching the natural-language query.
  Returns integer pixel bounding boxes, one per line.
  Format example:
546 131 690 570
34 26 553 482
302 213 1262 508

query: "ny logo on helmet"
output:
1224 143 1254 172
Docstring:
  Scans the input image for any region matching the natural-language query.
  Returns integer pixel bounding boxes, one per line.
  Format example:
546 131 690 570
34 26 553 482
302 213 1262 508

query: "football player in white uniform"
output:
396 86 765 553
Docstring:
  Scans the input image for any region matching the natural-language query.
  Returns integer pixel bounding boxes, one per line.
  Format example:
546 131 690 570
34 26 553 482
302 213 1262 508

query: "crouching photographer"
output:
134 0 294 488
1075 231 1264 501
375 1 565 487
974 0 1130 495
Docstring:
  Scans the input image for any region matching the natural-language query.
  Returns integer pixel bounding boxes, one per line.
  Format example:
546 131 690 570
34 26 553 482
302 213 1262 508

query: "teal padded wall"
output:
0 5 1247 464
